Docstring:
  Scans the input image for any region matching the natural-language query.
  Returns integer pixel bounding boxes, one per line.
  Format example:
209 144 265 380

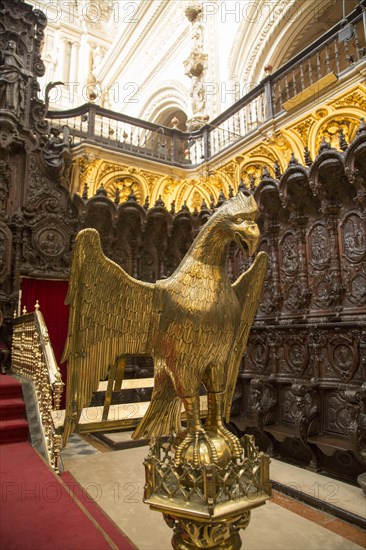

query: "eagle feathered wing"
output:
61 228 155 443
224 251 268 421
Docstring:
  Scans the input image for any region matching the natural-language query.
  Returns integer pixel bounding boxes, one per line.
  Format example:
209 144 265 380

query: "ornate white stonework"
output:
29 0 352 124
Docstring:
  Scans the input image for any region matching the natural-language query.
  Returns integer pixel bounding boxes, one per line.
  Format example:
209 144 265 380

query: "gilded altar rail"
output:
11 304 64 473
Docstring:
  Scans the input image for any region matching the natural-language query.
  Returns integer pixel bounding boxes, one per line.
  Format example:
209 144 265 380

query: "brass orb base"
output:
173 429 235 468
165 512 250 550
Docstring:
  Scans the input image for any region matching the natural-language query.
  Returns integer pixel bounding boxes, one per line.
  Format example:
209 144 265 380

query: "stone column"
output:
69 41 80 84
183 2 208 130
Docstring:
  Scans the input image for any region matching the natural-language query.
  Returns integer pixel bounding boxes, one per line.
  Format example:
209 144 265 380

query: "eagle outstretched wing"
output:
224 251 269 421
61 228 155 442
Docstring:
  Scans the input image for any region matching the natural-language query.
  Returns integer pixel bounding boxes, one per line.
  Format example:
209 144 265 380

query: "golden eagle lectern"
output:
62 194 268 468
63 193 271 548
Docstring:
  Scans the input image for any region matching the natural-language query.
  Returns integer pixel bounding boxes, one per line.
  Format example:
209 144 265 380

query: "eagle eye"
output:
234 216 244 224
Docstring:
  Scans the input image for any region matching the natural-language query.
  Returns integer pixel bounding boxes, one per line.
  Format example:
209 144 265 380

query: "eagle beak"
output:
235 223 260 257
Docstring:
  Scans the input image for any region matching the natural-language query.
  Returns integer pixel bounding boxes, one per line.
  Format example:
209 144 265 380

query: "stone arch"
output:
229 0 300 85
138 81 190 128
229 0 345 86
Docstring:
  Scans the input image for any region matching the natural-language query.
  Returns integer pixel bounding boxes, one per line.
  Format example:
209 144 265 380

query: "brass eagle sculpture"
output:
62 194 268 465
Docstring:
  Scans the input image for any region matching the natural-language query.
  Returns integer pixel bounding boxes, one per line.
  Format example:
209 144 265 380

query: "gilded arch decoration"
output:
287 85 366 158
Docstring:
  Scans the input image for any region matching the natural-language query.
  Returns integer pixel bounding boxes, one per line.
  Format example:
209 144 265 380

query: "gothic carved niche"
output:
140 250 157 283
308 224 330 269
38 229 64 257
341 213 366 263
348 274 366 307
325 392 352 435
312 278 333 309
21 215 72 276
257 240 276 315
280 337 308 377
247 336 268 374
283 283 302 312
0 39 30 117
279 232 299 275
327 336 358 382
228 240 252 282
82 198 114 256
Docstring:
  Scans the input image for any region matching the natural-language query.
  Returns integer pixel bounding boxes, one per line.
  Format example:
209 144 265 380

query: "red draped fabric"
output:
21 278 69 407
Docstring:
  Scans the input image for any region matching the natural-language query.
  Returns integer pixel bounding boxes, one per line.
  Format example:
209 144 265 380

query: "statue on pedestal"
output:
0 41 30 116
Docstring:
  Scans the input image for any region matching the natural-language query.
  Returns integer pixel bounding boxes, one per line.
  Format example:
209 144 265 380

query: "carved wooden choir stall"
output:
0 0 365 485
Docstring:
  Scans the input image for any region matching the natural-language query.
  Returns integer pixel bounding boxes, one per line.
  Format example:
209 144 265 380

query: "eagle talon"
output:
216 426 242 460
174 429 219 468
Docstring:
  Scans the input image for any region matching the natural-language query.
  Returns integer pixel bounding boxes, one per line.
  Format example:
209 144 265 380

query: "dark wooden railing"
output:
47 6 365 166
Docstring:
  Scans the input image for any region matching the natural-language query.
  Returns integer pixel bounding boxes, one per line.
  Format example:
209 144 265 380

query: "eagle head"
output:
214 194 260 256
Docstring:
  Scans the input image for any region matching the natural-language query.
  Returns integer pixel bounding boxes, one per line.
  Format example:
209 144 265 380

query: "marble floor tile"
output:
270 458 366 519
63 446 365 550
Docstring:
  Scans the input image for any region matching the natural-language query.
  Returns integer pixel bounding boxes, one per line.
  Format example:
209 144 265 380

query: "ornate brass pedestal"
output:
144 434 271 549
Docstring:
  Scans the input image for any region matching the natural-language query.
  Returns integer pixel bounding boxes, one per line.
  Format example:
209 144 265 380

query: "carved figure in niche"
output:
315 280 331 306
349 275 366 305
333 344 353 371
191 18 204 51
0 41 30 115
310 226 330 267
253 342 266 364
190 76 205 115
288 343 305 367
284 284 301 310
283 392 295 422
91 45 104 80
42 127 72 183
39 231 62 256
281 234 298 273
343 216 365 262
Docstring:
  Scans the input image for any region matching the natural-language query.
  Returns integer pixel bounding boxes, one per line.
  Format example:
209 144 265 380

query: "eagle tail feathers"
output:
132 396 181 440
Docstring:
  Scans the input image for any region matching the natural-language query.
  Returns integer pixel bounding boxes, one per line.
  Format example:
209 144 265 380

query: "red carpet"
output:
0 441 136 549
0 375 29 444
62 471 136 549
0 374 136 549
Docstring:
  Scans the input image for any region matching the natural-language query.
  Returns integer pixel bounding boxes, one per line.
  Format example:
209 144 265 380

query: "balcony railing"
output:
47 5 365 167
